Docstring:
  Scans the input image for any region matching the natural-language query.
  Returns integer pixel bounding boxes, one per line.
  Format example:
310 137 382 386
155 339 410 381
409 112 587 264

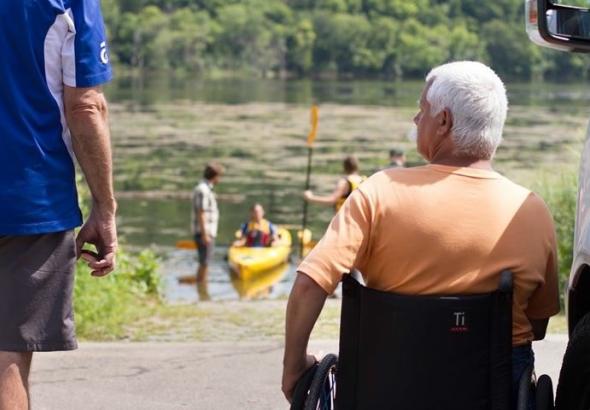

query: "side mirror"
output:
526 0 590 52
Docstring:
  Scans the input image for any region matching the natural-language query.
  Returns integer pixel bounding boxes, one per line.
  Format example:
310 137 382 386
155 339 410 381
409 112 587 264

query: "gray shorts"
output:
0 230 77 352
194 233 215 266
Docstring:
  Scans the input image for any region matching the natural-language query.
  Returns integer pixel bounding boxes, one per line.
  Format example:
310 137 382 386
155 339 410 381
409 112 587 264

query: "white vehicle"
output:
527 1 590 409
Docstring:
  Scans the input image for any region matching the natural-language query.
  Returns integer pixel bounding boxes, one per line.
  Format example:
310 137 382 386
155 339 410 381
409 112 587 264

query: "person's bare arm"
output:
303 179 349 206
198 209 211 245
282 272 328 402
64 85 117 277
233 236 247 247
530 318 550 340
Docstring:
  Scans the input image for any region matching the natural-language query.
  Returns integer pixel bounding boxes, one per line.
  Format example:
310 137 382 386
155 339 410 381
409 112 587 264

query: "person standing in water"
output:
303 156 365 212
192 162 224 288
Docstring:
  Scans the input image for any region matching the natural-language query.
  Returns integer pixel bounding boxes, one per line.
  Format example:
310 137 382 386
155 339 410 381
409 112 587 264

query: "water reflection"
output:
230 263 289 300
106 74 590 111
162 246 296 303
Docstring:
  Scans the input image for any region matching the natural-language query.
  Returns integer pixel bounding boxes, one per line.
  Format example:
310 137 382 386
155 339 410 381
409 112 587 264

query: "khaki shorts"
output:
0 231 77 352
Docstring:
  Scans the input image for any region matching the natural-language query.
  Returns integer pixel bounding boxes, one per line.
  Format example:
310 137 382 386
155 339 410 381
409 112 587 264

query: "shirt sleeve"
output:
525 229 561 319
63 0 112 87
297 188 373 293
193 189 205 212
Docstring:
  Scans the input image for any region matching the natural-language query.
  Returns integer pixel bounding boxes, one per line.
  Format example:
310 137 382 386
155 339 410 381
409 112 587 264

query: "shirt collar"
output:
427 164 502 179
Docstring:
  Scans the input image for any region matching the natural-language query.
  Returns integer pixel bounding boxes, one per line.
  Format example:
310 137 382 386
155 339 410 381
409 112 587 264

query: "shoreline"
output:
85 299 567 343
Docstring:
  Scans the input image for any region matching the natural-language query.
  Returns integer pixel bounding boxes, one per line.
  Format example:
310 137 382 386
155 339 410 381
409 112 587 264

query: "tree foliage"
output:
103 0 590 80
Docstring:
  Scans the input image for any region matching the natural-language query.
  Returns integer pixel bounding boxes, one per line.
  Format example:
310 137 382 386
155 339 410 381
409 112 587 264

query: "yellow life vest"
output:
335 175 366 212
246 219 271 234
244 219 273 247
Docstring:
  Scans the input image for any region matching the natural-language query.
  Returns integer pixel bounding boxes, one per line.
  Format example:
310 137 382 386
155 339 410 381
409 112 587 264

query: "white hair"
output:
425 61 508 160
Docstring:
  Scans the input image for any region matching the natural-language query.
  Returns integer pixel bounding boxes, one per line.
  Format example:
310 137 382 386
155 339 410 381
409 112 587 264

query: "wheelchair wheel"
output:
536 374 554 410
291 362 319 410
304 354 338 410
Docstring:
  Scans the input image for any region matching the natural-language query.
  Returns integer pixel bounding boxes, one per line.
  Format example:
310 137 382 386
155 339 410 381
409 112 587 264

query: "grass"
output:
109 102 586 190
116 299 340 342
548 315 568 334
115 299 567 342
535 170 578 308
74 248 161 340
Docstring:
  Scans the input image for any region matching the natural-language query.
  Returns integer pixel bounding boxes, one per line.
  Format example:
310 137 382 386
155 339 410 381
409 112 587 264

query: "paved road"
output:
30 335 568 410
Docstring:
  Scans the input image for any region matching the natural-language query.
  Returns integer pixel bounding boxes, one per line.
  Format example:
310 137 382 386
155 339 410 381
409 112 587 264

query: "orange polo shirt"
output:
298 164 560 346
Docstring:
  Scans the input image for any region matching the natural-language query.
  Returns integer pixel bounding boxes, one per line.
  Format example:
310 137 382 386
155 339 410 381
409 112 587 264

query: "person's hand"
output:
76 204 118 277
202 233 212 246
303 190 313 202
282 354 317 403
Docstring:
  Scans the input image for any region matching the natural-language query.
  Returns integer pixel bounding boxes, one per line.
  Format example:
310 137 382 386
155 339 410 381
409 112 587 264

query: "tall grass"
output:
74 178 162 340
535 170 578 306
74 249 161 340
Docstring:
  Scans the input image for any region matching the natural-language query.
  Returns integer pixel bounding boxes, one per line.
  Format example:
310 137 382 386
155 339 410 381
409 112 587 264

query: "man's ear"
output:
437 109 453 137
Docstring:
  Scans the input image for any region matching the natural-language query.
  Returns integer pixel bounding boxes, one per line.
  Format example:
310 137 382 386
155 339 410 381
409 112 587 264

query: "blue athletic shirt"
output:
0 0 112 235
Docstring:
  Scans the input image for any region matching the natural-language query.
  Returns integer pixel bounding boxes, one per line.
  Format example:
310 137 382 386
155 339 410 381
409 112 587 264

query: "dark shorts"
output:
0 231 77 352
194 233 215 266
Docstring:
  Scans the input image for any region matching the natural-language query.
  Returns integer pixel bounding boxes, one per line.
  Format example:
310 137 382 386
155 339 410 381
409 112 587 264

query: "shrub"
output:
535 170 578 307
74 247 161 340
74 177 162 339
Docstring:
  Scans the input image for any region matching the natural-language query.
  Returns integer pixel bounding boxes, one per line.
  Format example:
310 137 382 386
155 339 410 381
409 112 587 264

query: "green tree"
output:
215 2 287 74
287 19 317 75
312 13 374 74
116 6 168 70
363 0 429 19
163 9 217 73
366 17 399 76
448 23 485 62
396 19 449 78
102 0 590 80
482 20 538 80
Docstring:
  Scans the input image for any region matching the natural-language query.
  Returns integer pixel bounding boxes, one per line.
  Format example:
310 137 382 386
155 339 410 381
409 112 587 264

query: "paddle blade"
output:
297 228 313 245
176 239 197 250
178 275 197 284
306 105 319 147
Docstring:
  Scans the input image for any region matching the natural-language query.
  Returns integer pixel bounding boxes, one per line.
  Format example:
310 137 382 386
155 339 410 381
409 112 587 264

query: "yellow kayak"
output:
228 228 292 280
231 263 288 300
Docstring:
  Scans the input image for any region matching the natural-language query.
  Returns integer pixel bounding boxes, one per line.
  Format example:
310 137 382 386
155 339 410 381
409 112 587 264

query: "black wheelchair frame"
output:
292 272 554 410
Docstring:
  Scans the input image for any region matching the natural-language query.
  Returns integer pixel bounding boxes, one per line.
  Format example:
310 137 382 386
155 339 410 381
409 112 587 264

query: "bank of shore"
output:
96 299 567 343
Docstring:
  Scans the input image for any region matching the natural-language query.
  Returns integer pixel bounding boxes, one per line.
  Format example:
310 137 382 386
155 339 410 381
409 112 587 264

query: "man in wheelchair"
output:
282 61 560 410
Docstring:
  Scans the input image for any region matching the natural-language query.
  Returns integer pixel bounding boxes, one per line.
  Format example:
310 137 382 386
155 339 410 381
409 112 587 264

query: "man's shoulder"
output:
364 165 429 186
521 190 553 217
499 178 554 224
497 177 545 204
194 181 209 193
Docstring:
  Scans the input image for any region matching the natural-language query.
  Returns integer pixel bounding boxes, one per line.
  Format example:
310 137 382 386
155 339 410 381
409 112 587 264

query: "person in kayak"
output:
234 203 279 247
303 156 365 212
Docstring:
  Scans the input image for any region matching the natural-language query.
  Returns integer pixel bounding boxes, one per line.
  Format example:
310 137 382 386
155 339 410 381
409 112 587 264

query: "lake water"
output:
107 75 590 302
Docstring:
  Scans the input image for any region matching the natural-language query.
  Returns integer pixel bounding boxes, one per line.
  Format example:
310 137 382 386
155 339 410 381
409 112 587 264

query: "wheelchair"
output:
291 271 555 410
